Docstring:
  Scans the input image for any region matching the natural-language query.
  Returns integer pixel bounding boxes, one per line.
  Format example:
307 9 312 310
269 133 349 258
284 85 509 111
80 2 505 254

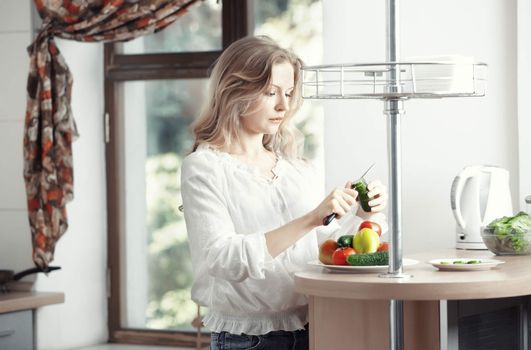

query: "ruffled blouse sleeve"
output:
181 152 274 283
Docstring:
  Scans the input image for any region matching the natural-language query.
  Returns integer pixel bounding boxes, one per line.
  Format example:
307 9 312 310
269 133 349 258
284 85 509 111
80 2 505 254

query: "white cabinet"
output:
0 310 33 350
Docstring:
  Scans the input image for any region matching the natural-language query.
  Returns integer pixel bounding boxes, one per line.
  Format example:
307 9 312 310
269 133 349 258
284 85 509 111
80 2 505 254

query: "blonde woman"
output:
181 36 388 350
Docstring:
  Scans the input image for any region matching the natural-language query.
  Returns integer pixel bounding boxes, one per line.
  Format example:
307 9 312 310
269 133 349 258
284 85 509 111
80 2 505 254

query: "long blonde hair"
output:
191 36 304 158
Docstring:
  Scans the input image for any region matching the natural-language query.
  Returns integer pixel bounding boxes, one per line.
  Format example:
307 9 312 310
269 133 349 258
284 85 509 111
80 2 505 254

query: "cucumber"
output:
352 179 371 212
337 235 354 248
346 251 389 266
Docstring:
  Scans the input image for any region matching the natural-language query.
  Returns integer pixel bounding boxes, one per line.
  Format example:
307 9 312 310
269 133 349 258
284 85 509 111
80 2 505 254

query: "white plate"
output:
428 258 505 271
308 259 419 273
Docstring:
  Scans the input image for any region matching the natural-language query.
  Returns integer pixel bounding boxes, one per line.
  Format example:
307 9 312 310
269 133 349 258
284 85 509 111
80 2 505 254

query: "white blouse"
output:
180 144 387 335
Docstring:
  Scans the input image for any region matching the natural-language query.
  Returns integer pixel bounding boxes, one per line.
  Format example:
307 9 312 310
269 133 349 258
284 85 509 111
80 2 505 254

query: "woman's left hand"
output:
364 179 388 213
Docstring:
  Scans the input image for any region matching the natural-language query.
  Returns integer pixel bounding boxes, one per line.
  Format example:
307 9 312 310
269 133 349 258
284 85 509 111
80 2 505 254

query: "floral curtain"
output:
25 0 199 269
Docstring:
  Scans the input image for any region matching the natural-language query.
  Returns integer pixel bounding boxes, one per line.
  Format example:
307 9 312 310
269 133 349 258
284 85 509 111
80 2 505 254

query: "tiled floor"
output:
74 345 207 350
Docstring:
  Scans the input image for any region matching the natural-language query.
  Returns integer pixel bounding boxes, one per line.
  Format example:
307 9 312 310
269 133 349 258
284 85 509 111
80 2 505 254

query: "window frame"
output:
103 1 248 346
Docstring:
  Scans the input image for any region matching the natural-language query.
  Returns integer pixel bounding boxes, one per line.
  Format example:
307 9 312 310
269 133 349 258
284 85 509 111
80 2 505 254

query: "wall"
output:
0 0 34 271
0 1 108 349
322 0 520 253
517 0 531 207
33 38 107 349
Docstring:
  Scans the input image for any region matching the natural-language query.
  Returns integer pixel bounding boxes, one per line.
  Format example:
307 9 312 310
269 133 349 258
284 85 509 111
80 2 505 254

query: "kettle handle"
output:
451 168 477 229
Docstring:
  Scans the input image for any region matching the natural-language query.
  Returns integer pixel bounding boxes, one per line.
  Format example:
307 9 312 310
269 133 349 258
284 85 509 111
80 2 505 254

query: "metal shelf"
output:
302 61 487 100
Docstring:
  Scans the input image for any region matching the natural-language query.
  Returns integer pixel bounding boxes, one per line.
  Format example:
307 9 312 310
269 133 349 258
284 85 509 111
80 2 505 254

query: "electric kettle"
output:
450 165 513 249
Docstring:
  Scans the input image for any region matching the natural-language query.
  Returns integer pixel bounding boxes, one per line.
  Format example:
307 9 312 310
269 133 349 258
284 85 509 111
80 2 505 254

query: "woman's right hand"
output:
309 183 358 227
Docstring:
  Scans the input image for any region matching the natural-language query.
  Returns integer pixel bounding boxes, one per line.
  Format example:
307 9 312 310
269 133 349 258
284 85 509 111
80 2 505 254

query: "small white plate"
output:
428 258 505 271
308 259 419 273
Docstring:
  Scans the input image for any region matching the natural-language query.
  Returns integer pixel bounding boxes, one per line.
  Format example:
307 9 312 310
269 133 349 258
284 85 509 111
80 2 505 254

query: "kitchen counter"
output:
294 249 531 350
0 288 64 350
0 290 64 314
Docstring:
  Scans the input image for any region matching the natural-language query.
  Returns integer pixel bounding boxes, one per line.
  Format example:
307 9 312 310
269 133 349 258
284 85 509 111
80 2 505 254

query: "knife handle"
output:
322 213 336 226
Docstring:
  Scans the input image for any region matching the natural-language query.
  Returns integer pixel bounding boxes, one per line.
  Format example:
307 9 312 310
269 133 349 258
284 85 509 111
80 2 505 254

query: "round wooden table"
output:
295 249 531 350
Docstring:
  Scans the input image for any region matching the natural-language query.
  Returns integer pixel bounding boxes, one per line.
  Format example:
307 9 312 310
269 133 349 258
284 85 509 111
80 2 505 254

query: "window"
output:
105 0 322 347
118 79 206 332
250 0 324 163
118 3 222 54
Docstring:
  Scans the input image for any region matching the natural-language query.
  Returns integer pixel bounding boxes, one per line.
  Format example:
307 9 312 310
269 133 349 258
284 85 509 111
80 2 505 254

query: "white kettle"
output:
450 165 513 249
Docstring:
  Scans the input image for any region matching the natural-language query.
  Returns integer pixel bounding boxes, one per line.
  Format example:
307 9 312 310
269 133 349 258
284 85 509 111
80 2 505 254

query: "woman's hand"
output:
358 179 388 213
308 183 358 227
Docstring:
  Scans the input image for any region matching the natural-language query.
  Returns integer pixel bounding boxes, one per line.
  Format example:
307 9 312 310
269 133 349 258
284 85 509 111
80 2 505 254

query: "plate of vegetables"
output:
313 220 418 273
428 258 504 271
309 255 419 273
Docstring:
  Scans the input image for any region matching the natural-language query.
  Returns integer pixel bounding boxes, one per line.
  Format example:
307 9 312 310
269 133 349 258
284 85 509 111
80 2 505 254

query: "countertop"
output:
0 290 64 314
295 249 531 300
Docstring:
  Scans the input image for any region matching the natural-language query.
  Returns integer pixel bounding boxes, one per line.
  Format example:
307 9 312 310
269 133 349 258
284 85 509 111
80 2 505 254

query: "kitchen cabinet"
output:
0 290 64 350
295 249 531 350
0 310 33 350
445 296 529 349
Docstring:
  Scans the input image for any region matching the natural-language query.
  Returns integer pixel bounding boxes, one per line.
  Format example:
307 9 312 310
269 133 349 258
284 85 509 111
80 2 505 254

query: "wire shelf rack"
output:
302 61 487 100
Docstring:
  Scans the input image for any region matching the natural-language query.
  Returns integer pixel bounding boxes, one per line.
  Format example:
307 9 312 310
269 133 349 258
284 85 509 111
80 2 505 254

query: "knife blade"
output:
322 163 376 226
357 163 375 182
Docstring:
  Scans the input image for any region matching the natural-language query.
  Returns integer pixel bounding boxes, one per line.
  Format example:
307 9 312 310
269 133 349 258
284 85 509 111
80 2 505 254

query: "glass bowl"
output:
481 227 531 255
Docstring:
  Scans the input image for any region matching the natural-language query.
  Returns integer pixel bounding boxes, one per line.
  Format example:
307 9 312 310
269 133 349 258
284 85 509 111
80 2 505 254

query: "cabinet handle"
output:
0 329 15 337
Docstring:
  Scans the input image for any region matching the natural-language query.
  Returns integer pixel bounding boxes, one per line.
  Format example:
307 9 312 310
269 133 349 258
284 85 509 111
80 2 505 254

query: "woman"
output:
181 36 388 350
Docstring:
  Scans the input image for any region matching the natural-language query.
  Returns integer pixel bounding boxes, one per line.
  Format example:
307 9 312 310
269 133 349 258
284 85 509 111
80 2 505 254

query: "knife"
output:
322 163 375 226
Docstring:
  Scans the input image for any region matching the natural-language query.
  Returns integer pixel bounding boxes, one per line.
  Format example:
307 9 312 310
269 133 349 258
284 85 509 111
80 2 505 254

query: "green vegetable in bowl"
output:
486 212 531 253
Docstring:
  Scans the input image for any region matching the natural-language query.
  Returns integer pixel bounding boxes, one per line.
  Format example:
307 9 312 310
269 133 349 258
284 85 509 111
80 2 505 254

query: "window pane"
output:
117 0 222 54
250 0 322 66
118 79 207 331
250 0 324 162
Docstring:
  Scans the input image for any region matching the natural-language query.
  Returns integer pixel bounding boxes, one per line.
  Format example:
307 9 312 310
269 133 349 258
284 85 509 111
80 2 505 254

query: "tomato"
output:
319 239 338 265
359 221 382 236
377 242 389 252
332 247 356 265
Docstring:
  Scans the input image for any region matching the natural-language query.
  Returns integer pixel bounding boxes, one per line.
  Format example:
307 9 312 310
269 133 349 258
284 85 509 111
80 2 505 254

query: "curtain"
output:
25 0 200 269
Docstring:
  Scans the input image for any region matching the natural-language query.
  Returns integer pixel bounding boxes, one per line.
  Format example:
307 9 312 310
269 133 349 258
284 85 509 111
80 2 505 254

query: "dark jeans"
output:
210 324 309 350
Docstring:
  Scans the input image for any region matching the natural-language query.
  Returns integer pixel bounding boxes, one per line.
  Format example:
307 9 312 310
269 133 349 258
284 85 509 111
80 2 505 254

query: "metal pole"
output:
389 300 404 349
384 102 407 350
382 0 408 280
387 0 399 65
385 102 403 277
381 0 408 277
380 1 410 350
